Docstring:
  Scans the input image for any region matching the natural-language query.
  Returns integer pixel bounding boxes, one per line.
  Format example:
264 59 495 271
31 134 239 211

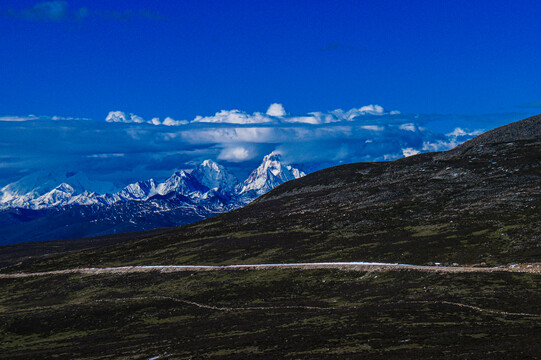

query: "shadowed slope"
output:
453 113 541 151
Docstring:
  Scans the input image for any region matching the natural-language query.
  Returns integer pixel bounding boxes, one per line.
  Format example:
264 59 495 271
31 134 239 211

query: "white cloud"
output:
105 111 146 124
422 139 460 152
218 146 255 162
0 115 39 122
359 104 385 115
399 123 416 132
266 103 287 117
162 117 188 126
285 115 322 124
104 103 401 127
0 115 89 122
50 116 90 121
332 105 400 121
87 153 125 159
149 117 161 126
446 127 484 137
108 114 188 126
360 125 384 131
279 105 400 125
329 105 400 119
182 127 278 144
193 109 275 124
106 111 127 123
129 114 145 123
402 148 420 157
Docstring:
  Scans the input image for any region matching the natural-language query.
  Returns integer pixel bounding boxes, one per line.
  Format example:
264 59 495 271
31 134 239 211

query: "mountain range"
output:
0 152 304 244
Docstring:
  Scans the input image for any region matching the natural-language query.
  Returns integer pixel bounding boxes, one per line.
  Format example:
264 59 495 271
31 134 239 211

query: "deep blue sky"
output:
1 0 541 121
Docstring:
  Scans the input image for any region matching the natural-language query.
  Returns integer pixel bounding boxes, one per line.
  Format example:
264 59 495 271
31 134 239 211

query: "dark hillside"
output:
452 113 541 151
0 227 172 269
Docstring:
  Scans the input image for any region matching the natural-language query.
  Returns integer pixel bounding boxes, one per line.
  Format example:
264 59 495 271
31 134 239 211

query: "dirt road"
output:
1 261 540 278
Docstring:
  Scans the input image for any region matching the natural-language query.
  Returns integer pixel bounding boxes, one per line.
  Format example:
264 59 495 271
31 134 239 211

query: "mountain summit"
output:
239 152 306 198
192 159 239 195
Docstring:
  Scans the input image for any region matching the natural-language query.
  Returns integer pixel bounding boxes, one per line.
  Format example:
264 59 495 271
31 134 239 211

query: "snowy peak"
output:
192 159 239 194
1 171 116 197
107 171 206 204
260 152 283 176
1 172 73 200
0 153 305 210
31 183 78 208
157 170 207 196
0 172 117 209
118 179 158 200
239 152 305 196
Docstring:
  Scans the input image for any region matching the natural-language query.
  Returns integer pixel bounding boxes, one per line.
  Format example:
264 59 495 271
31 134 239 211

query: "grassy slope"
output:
1 269 540 359
0 227 173 269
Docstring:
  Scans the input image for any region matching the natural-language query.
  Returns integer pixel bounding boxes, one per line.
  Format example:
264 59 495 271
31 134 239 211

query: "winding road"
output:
2 262 540 318
1 261 540 278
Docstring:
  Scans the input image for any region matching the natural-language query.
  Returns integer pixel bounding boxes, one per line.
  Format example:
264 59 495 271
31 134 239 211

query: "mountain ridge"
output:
452 113 541 151
0 152 304 211
0 152 305 244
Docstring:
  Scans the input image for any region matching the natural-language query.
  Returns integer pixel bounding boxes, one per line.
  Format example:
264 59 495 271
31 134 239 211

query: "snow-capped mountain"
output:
156 171 209 198
117 179 158 200
238 152 306 199
0 172 117 210
0 152 303 211
0 153 304 244
192 160 239 195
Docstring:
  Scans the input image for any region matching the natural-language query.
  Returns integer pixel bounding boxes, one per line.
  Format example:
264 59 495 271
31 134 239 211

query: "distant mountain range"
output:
0 152 304 244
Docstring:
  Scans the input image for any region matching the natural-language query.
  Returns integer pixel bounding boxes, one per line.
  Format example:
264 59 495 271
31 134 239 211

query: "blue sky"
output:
2 0 541 119
0 0 540 187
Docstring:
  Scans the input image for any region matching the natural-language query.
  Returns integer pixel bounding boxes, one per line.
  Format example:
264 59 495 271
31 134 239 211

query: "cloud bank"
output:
106 103 401 127
1 103 513 190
